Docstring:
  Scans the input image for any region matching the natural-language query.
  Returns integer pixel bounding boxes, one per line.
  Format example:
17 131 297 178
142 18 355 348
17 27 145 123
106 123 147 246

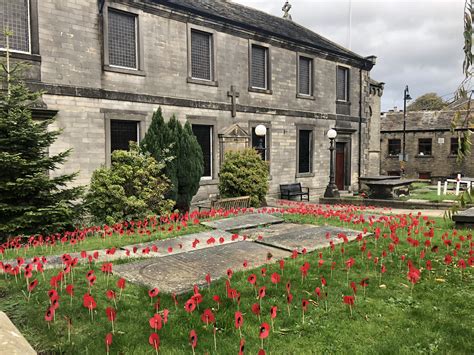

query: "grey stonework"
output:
3 0 382 200
380 110 474 179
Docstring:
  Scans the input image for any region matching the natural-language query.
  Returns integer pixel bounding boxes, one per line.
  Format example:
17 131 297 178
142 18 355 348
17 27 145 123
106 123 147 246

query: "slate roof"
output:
150 0 371 65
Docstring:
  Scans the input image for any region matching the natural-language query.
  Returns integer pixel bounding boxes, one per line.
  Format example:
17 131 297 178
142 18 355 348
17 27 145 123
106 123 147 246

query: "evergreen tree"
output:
141 110 203 212
0 39 83 239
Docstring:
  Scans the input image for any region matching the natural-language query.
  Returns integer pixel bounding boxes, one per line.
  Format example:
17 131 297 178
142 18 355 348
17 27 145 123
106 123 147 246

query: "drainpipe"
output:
358 68 363 191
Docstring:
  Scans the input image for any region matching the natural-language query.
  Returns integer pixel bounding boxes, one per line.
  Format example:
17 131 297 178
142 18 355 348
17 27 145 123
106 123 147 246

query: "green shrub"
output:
85 143 174 225
218 148 269 207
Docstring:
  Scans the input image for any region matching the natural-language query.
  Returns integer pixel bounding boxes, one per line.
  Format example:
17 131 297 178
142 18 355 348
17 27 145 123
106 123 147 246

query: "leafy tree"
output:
0 32 83 239
141 110 203 212
218 148 269 207
407 93 447 111
85 143 174 225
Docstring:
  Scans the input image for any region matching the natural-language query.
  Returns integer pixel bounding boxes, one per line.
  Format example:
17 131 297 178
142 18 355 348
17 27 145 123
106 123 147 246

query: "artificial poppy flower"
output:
200 308 215 325
189 329 198 350
251 303 261 317
149 288 160 299
205 273 211 286
149 332 160 352
259 322 270 339
258 286 266 299
343 295 355 306
270 272 280 285
149 313 163 331
270 306 277 319
248 274 257 286
28 279 38 292
106 307 116 322
117 278 126 289
239 338 245 355
105 333 113 354
185 298 196 313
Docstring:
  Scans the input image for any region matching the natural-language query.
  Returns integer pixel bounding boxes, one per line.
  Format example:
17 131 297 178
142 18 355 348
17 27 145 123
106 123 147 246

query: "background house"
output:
1 0 382 200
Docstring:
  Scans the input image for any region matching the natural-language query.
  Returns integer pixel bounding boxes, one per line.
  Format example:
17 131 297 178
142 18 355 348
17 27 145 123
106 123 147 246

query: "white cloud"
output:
232 0 466 110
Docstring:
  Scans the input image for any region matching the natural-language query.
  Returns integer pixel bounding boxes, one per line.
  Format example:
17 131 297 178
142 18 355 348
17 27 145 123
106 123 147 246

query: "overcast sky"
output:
233 0 466 111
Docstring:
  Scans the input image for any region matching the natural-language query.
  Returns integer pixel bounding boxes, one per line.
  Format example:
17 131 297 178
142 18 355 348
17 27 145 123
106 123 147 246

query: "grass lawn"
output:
0 209 473 354
1 224 208 261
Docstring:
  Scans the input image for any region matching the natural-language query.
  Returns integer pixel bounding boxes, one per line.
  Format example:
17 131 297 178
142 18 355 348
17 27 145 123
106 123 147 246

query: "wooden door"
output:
336 142 345 190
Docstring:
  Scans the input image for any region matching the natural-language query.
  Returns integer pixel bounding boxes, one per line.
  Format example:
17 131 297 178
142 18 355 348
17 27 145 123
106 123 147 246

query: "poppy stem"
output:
261 338 264 350
271 318 274 333
213 327 217 352
287 304 290 316
349 305 353 318
239 327 242 339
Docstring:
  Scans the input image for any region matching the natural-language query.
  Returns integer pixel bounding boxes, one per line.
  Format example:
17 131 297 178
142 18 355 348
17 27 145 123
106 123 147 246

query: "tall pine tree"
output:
0 35 83 239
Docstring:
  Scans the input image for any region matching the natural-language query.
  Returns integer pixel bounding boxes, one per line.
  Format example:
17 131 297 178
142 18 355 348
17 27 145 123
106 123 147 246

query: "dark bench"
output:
365 179 418 199
280 183 310 201
197 196 251 212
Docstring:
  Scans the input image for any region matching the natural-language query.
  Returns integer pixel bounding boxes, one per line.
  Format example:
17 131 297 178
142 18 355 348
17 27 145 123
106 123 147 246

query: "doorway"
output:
335 142 347 190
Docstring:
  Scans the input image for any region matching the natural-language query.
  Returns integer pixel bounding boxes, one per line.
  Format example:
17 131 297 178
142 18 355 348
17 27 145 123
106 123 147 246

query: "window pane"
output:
388 139 401 156
192 125 212 177
108 9 137 69
298 130 312 173
336 67 348 101
252 127 266 161
0 0 30 52
191 30 212 80
299 57 311 95
251 45 267 89
418 138 432 155
111 120 138 152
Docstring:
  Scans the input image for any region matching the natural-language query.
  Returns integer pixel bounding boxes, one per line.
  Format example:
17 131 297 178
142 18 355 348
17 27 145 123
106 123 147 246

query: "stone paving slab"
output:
0 311 36 355
201 213 283 231
2 230 238 270
248 224 368 253
114 241 290 294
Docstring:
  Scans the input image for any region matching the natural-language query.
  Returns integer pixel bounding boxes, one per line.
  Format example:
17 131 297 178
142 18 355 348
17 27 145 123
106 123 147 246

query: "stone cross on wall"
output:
282 1 292 20
227 85 240 118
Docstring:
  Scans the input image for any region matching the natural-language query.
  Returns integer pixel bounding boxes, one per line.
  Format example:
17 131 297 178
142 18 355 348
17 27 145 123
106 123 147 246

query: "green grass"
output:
1 224 208 261
0 211 472 354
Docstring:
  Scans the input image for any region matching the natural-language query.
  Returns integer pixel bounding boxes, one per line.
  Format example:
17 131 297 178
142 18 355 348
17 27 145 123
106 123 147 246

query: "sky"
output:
232 0 466 111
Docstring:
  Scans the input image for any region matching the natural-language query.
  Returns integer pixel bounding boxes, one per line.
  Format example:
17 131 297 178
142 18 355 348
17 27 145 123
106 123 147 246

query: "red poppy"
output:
106 307 116 322
258 286 266 299
407 266 421 284
458 259 466 269
44 307 54 322
28 279 38 292
350 281 357 294
271 272 280 285
185 298 196 313
235 311 244 328
212 295 221 304
105 333 113 352
227 268 233 279
200 308 215 324
117 278 126 289
302 299 309 312
287 293 293 304
106 290 116 300
149 313 163 330
83 293 97 310
258 349 266 355
291 250 298 259
321 276 327 287
243 260 248 268
444 254 453 265
251 303 261 316
259 323 270 339
381 264 387 274
239 338 245 355
343 295 355 306
279 259 285 271
247 274 257 287
189 329 198 349
359 278 369 288
270 306 277 319
149 332 160 351
205 273 211 285
286 281 291 293
345 257 355 269
149 288 160 299
261 267 267 277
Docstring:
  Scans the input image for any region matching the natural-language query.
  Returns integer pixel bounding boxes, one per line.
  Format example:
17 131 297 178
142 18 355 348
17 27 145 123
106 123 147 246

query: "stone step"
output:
201 213 284 231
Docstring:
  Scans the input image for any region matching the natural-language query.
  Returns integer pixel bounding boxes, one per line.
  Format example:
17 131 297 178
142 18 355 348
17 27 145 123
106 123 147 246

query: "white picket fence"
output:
437 174 473 196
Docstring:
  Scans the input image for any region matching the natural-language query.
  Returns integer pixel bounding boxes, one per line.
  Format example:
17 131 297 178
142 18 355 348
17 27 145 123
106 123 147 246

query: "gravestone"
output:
249 224 368 253
0 312 36 355
452 207 474 229
202 213 283 231
114 241 289 294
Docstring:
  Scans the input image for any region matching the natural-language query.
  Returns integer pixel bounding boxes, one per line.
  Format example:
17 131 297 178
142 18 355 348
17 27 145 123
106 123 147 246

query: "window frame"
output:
187 24 218 87
103 5 145 76
388 138 402 156
191 123 214 181
103 109 146 167
296 53 314 99
248 40 272 94
0 0 40 59
336 65 350 102
418 138 432 156
296 125 315 177
248 121 272 163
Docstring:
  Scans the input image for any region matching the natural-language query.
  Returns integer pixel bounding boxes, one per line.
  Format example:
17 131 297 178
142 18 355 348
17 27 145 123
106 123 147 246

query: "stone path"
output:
114 241 290 294
201 213 283 231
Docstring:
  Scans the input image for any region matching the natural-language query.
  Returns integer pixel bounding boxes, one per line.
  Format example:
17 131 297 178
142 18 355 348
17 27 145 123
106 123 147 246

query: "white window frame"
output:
337 66 350 102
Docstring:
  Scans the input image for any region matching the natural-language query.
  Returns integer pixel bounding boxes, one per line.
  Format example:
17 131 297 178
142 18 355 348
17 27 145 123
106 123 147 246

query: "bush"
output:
218 148 269 207
85 143 174 225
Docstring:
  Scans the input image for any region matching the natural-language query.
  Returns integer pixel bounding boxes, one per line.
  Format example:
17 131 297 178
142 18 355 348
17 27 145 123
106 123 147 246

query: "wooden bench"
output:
280 183 310 201
197 196 251 212
365 179 418 199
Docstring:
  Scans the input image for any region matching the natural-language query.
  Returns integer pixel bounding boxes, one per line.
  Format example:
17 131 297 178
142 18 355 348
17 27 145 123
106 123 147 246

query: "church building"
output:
1 0 383 200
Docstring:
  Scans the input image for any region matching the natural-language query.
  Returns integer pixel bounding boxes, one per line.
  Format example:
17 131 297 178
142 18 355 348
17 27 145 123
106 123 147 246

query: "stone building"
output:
380 109 474 180
1 0 382 200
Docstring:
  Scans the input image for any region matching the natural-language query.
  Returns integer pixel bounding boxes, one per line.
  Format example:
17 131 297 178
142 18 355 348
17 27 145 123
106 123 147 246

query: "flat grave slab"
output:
0 311 36 355
201 213 283 231
452 207 474 228
114 241 290 294
249 224 368 253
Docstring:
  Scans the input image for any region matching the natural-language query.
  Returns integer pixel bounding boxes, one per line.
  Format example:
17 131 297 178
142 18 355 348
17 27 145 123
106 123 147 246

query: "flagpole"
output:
348 0 352 50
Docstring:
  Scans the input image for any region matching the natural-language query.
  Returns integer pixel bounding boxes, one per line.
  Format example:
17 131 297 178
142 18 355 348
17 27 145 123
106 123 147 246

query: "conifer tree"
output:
0 33 83 239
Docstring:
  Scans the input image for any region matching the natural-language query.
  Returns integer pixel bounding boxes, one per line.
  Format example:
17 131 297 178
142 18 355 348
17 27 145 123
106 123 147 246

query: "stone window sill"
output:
199 179 218 186
187 77 218 87
0 51 41 62
297 93 315 100
249 87 273 95
415 155 433 158
387 155 400 158
296 172 315 178
104 65 146 77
